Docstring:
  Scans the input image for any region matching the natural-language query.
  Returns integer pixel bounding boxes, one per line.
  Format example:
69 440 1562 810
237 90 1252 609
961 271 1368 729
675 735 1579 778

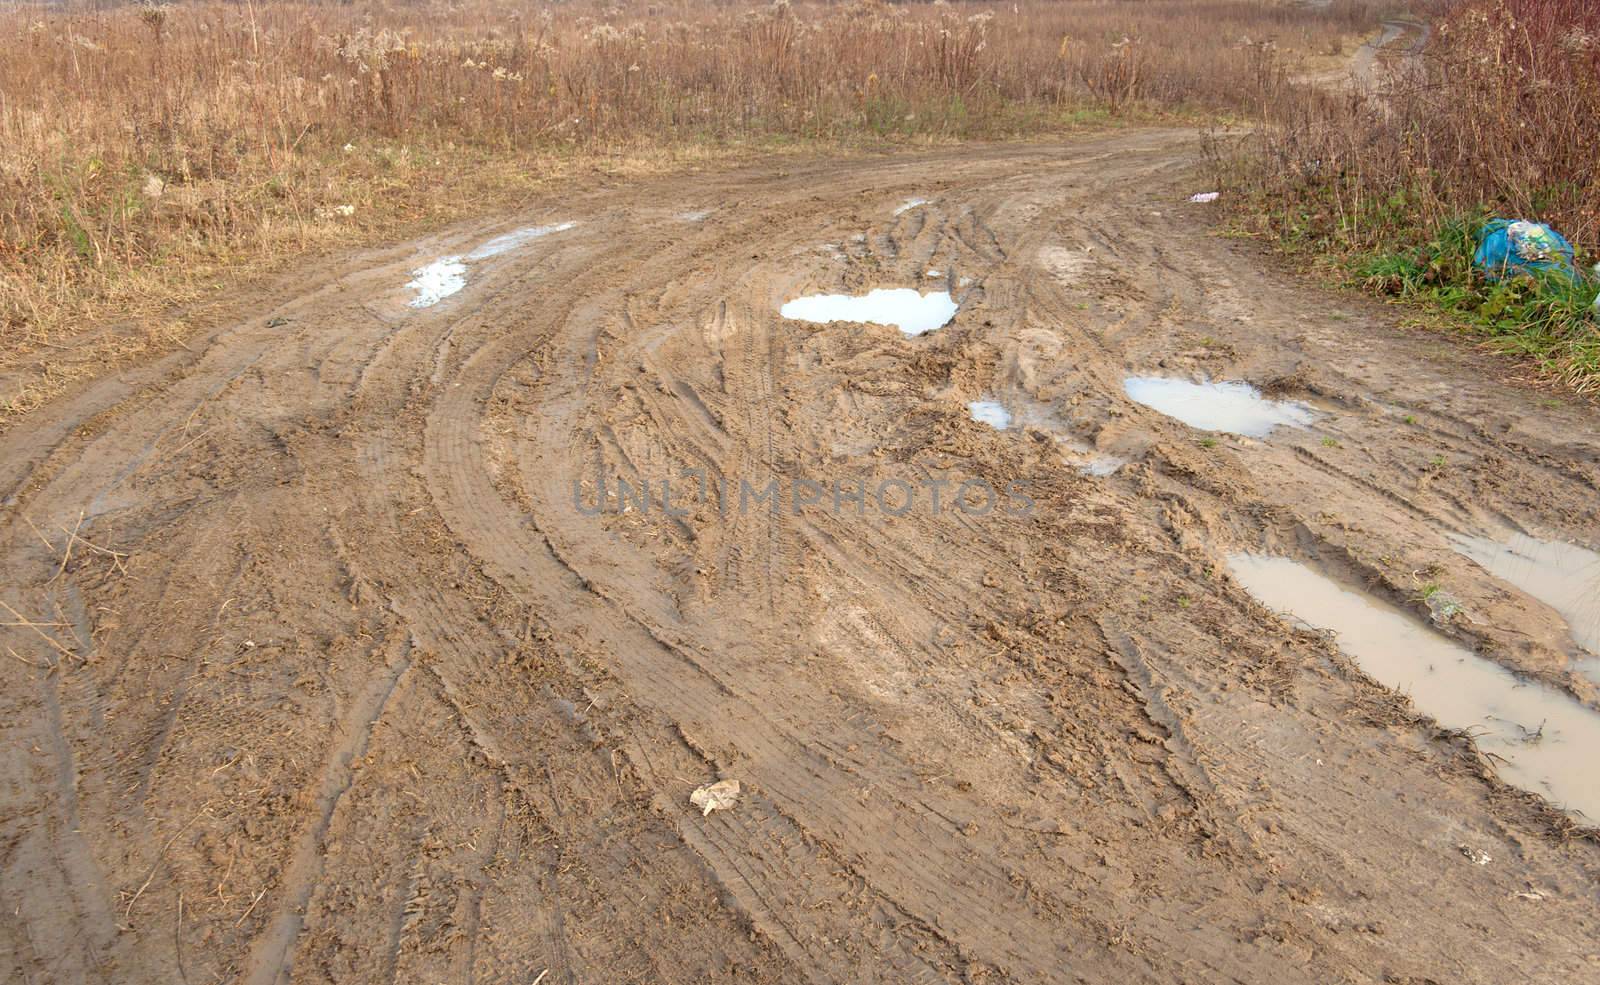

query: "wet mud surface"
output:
3 130 1599 984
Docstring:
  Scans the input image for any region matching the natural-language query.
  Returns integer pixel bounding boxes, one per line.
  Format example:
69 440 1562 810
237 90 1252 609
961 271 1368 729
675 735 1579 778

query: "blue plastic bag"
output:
1473 219 1576 281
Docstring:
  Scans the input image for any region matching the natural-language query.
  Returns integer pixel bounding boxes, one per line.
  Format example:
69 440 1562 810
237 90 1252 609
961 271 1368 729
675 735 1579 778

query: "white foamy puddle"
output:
1450 531 1600 657
406 222 575 308
968 400 1012 430
1123 377 1314 438
1229 553 1600 819
781 289 957 337
894 198 928 216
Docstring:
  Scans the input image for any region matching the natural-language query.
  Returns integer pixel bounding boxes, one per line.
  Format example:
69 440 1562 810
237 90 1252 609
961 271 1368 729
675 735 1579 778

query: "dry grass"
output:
0 0 1376 425
1229 0 1599 249
1215 0 1600 389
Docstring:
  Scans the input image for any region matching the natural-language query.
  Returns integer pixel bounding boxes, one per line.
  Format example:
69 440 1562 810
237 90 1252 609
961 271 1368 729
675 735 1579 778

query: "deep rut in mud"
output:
3 129 1599 985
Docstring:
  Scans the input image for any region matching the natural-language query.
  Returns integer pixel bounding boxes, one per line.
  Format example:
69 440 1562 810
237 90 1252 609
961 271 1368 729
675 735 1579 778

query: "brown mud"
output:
3 130 1599 985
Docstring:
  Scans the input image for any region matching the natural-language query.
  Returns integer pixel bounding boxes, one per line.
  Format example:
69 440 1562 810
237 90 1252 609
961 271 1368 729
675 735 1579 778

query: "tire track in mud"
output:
406 171 1186 980
3 130 1600 985
424 145 1342 983
239 637 413 985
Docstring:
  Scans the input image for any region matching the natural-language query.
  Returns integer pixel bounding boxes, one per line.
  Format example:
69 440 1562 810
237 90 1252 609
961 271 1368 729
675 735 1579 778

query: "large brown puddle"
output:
1451 531 1600 659
1229 553 1600 820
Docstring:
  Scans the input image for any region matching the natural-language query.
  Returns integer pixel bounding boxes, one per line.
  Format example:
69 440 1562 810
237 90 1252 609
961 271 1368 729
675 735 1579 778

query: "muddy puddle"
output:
781 288 958 336
1229 553 1600 819
966 394 1122 475
406 222 575 307
968 400 1012 430
1123 377 1314 438
1450 531 1600 657
406 258 469 308
466 221 577 260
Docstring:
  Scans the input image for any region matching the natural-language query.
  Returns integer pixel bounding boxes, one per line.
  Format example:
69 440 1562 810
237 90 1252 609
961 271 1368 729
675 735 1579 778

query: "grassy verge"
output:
1354 215 1600 390
1228 180 1600 391
1214 0 1600 392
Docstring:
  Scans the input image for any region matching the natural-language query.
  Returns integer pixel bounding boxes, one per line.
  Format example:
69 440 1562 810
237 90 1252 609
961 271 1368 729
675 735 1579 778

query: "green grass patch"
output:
1350 213 1600 390
1234 186 1600 392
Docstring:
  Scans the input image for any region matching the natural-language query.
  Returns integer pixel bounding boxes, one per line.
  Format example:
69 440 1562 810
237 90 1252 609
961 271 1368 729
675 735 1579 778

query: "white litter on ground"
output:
780 288 958 337
894 198 928 215
1189 192 1220 203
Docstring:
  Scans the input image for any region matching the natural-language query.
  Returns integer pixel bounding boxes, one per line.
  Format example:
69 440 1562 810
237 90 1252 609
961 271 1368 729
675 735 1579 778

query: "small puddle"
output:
1123 377 1314 438
1451 531 1600 656
968 400 1012 430
894 198 928 216
1229 553 1600 819
406 258 468 308
466 221 576 260
1080 456 1124 477
406 222 575 308
966 395 1122 475
781 289 958 337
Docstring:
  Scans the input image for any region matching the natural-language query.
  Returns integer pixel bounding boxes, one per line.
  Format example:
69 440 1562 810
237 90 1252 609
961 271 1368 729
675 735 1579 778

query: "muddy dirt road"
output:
4 129 1599 984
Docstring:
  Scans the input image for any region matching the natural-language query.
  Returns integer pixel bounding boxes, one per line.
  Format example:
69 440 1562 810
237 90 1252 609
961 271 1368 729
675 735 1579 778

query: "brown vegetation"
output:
1215 0 1600 389
1231 0 1598 250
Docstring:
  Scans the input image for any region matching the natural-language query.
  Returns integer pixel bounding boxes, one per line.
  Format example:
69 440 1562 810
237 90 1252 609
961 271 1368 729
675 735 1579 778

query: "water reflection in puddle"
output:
781 289 957 336
1124 377 1314 438
1228 553 1600 819
406 258 468 308
966 396 1122 475
968 400 1011 430
466 222 577 260
1451 531 1600 657
406 222 575 308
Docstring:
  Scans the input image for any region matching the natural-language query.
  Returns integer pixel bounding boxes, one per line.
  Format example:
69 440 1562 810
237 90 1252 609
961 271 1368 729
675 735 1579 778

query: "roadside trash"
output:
690 779 741 816
1473 219 1576 281
1189 192 1220 203
1458 844 1492 865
